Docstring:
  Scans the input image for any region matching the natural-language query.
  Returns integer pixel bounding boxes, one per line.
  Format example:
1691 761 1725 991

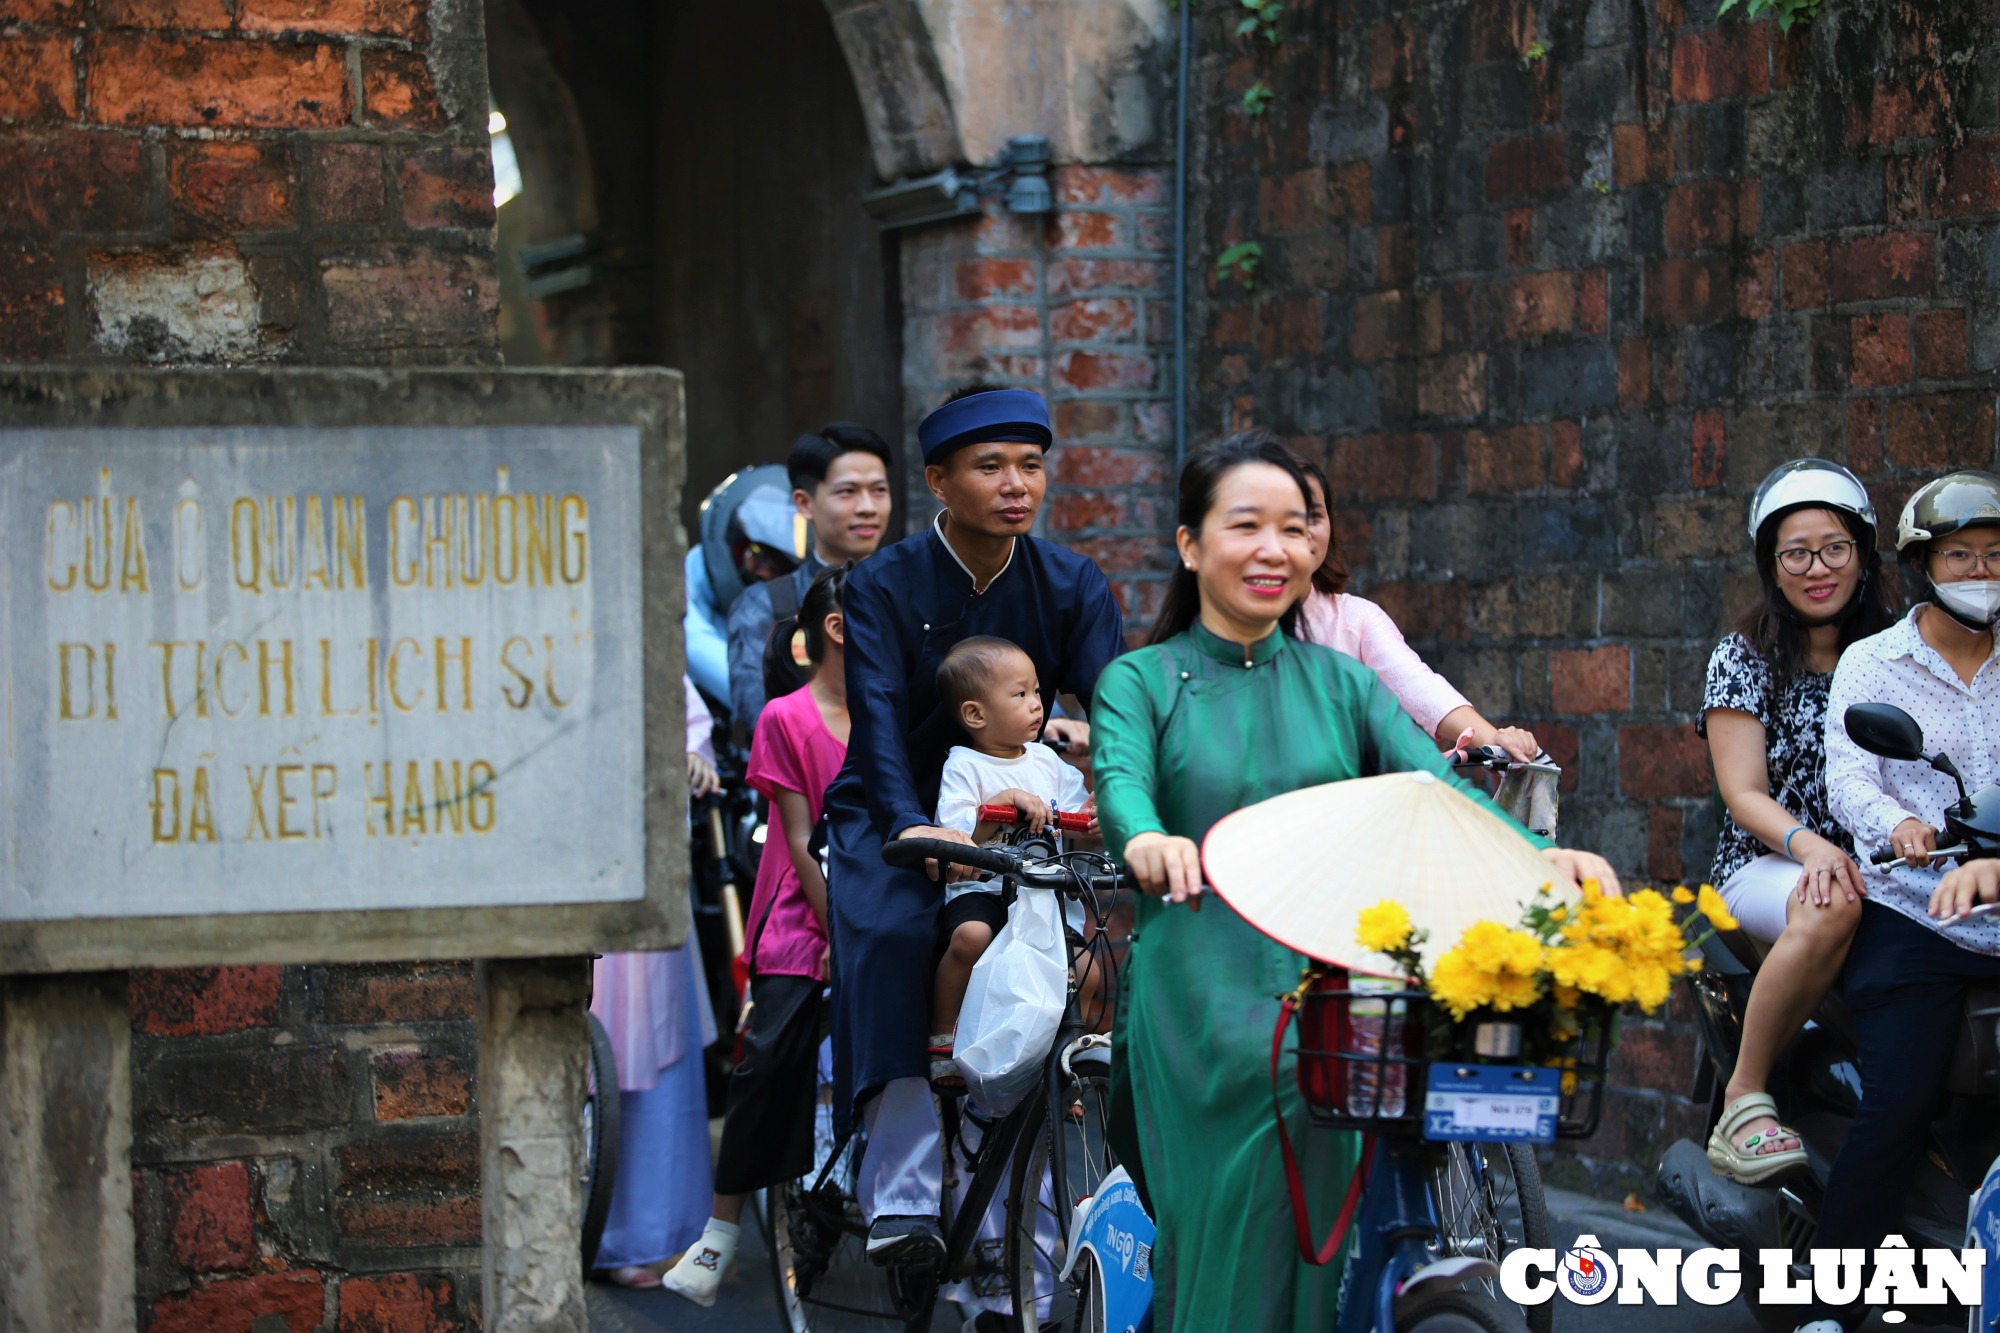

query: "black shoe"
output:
866 1214 946 1268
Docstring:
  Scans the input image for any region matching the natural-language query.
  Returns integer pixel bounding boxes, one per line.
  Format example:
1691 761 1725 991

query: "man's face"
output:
924 441 1046 539
798 451 891 564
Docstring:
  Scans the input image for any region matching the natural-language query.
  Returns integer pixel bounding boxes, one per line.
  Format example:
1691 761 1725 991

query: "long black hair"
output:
1147 433 1316 645
1734 503 1897 685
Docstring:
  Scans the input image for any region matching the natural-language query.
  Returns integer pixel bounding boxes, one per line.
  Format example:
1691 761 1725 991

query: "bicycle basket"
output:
1290 969 1432 1133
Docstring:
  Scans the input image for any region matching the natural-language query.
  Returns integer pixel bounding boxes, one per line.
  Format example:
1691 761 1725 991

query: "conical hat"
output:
1201 770 1568 973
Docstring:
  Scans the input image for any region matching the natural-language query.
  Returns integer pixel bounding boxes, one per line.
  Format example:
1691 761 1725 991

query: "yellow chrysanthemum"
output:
1355 899 1414 954
1426 921 1545 1020
1696 884 1739 932
1671 885 1695 904
1428 949 1493 1022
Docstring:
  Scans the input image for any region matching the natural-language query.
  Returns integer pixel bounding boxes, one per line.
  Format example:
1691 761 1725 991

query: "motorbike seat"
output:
1945 982 2000 1098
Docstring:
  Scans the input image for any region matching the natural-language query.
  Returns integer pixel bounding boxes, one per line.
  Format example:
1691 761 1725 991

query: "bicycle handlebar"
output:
881 837 1124 894
977 803 1094 832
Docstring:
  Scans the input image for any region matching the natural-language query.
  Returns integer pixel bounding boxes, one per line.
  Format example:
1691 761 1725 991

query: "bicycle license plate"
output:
1422 1064 1559 1144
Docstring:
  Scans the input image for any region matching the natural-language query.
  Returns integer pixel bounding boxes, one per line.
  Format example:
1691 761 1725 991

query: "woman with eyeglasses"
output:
1699 459 1898 1184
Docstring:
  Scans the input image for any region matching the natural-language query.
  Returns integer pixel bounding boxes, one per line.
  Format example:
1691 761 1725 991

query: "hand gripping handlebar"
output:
977 803 1094 832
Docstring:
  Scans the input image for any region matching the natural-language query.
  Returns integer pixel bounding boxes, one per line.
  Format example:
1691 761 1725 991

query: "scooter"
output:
1655 703 2000 1331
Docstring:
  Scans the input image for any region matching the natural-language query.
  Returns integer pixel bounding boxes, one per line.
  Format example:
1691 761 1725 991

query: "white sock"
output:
663 1219 739 1304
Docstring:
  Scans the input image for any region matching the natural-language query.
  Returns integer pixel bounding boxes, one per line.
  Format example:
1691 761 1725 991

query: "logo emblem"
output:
1557 1235 1617 1305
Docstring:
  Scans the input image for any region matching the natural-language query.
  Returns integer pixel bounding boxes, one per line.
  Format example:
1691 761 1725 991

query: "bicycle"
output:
758 819 1126 1333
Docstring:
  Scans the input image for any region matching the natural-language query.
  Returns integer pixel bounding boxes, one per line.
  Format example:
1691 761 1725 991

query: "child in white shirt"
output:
929 636 1092 1087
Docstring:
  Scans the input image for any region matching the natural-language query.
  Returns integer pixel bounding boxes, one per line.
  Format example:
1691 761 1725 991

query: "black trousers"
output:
712 973 827 1196
1812 902 2000 1313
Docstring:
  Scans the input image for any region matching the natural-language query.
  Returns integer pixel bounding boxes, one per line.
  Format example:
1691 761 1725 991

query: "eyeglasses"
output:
1937 548 2000 576
1776 541 1855 575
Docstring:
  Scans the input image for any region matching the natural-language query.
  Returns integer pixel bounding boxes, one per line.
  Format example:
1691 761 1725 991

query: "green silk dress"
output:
1092 622 1539 1333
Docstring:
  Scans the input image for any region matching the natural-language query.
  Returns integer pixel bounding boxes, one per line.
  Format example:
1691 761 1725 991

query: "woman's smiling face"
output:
1772 507 1861 620
1177 461 1315 635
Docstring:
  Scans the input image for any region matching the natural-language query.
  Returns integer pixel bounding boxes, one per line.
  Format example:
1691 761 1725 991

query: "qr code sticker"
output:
1133 1241 1151 1281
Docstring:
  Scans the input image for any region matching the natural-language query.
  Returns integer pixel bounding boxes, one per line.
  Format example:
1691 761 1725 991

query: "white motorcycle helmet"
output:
1896 470 2000 630
1746 458 1876 542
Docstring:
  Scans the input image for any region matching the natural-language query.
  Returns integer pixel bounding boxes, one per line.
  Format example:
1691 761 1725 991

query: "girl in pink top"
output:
664 565 850 1308
1291 443 1540 762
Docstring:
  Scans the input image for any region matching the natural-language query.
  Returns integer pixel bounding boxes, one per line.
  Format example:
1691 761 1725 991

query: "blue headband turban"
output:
917 389 1053 465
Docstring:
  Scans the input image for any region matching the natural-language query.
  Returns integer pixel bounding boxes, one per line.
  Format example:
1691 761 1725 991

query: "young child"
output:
929 635 1092 1088
662 566 849 1308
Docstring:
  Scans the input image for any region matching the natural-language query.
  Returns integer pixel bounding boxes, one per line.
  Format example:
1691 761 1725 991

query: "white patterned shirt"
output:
1825 606 2000 955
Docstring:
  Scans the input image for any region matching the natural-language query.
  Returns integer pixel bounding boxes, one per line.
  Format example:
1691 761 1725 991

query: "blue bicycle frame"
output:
1334 1137 1443 1333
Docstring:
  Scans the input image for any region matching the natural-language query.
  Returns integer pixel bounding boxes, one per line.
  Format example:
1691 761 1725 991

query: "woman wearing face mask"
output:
1805 471 2000 1333
1699 460 1896 1184
1280 439 1539 763
1090 435 1621 1331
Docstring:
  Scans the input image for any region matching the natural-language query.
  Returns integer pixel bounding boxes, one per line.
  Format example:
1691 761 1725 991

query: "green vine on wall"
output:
1215 241 1264 291
1236 0 1283 45
1241 80 1275 116
1716 0 1821 31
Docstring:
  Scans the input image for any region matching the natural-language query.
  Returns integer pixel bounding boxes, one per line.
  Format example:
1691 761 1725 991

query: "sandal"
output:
929 1034 965 1093
1706 1091 1809 1184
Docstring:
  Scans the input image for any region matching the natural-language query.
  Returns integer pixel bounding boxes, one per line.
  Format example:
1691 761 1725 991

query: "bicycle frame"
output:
1336 1136 1445 1333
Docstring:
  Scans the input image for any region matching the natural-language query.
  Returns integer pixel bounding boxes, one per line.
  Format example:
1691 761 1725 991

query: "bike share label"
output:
1422 1064 1560 1144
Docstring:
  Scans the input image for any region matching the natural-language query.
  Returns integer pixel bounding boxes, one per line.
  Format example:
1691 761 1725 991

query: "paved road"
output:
585 1187 1897 1332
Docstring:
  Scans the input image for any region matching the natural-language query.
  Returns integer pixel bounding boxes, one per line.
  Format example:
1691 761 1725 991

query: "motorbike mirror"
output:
1844 703 1926 762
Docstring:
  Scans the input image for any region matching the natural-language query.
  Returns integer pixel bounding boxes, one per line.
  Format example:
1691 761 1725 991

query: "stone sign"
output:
0 368 686 971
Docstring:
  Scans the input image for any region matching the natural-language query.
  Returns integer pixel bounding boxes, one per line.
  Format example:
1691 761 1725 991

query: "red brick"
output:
1370 18 1414 88
1551 419 1583 488
239 0 425 39
1052 401 1125 439
1773 23 1809 88
936 305 1041 354
1257 296 1320 361
165 1161 255 1273
131 966 280 1036
1468 0 1536 63
1915 309 1967 379
0 0 82 22
1051 296 1135 343
317 142 384 224
1884 391 1997 472
1054 446 1167 487
98 0 228 27
1505 270 1575 339
1052 166 1166 206
320 248 497 348
1541 720 1581 794
1577 268 1608 336
1887 155 1928 225
1851 82 1944 148
336 1196 481 1247
1046 258 1164 296
1417 352 1487 418
1466 423 1544 495
324 960 476 1020
1047 210 1123 251
1646 255 1732 326
167 140 294 233
1135 214 1170 254
1260 166 1328 234
361 50 443 130
0 35 77 122
1670 23 1770 103
338 1272 461 1333
1327 433 1437 502
955 257 1034 301
1048 491 1127 533
1782 241 1827 309
399 148 493 230
1848 398 1884 475
1619 724 1712 798
1933 137 2000 218
1486 134 1569 201
87 34 349 129
1351 290 1411 361
1618 337 1651 408
1649 806 1685 882
1612 121 1670 186
150 1270 324 1333
372 1050 471 1121
1328 161 1372 222
1829 232 1934 302
1376 223 1414 288
1065 535 1168 573
1053 349 1153 392
1850 313 1911 388
1503 206 1533 268
1209 303 1253 347
1663 180 1741 251
1691 408 1725 487
1552 645 1630 714
1736 248 1776 319
0 130 148 233
0 249 64 358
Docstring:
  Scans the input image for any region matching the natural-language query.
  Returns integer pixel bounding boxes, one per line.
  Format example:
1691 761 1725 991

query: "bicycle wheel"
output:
1004 1055 1117 1333
581 1013 621 1269
1429 1143 1551 1333
1396 1288 1531 1333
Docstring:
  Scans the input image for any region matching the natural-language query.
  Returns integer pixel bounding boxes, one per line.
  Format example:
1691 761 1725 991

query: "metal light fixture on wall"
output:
862 134 1056 231
1002 135 1053 214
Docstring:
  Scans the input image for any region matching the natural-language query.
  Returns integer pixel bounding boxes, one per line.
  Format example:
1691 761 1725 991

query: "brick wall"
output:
0 0 498 364
1185 0 2000 1190
0 0 498 1320
898 170 1177 633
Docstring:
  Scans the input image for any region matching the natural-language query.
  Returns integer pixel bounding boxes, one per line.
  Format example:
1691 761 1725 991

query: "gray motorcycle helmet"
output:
698 464 807 613
1896 470 2000 630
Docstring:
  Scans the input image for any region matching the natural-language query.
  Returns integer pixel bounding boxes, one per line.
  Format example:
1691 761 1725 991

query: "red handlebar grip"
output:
978 804 1021 824
1054 811 1093 832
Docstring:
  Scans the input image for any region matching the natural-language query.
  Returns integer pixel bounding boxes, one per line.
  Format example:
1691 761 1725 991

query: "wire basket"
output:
1290 969 1612 1139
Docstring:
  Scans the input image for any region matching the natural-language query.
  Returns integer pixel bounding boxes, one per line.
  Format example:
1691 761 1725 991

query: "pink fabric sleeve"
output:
745 691 808 799
1336 595 1471 739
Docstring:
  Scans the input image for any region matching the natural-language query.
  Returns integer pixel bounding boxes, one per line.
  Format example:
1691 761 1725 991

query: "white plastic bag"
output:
953 887 1067 1115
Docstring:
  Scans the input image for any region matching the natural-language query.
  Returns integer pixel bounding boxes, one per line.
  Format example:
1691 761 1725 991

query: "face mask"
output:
1933 577 2000 628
